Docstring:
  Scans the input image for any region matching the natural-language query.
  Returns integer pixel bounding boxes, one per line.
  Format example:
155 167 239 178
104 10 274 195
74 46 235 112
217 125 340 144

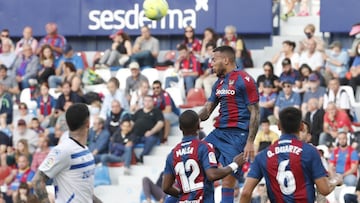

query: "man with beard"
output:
198 45 259 203
278 58 301 90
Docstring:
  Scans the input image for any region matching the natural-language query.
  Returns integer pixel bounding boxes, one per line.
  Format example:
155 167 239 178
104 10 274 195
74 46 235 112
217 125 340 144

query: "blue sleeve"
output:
308 145 327 180
294 92 301 106
27 171 36 182
275 93 281 107
164 152 175 175
247 154 263 180
208 79 219 102
199 143 216 170
96 130 111 153
50 96 57 108
351 150 359 161
352 56 360 67
74 56 84 70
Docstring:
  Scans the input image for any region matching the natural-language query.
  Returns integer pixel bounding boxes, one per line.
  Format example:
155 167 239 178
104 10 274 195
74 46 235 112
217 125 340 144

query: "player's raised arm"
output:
33 171 51 203
244 103 260 161
198 101 217 121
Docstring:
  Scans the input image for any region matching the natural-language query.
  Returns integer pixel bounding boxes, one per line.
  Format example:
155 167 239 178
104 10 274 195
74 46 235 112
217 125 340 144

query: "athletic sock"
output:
221 187 234 203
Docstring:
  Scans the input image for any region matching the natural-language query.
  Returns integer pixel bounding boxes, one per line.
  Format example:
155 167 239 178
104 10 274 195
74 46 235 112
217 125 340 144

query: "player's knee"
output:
222 175 237 188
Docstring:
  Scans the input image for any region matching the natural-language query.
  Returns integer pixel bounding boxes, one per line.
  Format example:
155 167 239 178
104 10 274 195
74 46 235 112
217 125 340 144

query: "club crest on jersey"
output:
244 76 250 82
208 152 217 164
229 79 235 86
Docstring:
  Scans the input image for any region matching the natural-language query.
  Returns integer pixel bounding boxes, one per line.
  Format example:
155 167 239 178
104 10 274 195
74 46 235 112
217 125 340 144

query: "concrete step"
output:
150 145 173 156
95 185 140 203
280 16 320 36
118 165 163 182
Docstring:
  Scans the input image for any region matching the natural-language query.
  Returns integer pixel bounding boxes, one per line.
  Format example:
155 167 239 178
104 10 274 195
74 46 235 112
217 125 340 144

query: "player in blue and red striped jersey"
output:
198 45 260 202
240 107 343 203
162 110 246 203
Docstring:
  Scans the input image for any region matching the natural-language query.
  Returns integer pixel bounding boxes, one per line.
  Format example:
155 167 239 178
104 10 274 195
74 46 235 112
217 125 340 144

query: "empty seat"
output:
179 88 207 108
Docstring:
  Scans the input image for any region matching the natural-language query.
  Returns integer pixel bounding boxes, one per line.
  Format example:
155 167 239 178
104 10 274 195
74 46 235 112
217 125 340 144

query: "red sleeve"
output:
163 92 172 106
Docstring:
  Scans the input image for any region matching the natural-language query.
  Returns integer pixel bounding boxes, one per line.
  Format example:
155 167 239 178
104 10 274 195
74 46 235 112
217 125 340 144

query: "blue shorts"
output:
204 128 248 179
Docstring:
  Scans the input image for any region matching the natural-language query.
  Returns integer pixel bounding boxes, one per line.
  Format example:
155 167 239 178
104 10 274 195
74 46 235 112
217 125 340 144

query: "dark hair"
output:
302 120 311 133
204 27 218 43
177 44 188 51
263 61 274 74
279 107 302 134
108 77 120 88
260 118 270 124
152 80 162 87
0 64 7 71
356 41 360 56
66 103 90 131
64 61 76 73
40 82 49 89
213 45 236 62
61 81 72 88
282 40 296 50
120 32 131 42
205 42 216 49
179 110 199 135
184 25 195 43
39 44 55 62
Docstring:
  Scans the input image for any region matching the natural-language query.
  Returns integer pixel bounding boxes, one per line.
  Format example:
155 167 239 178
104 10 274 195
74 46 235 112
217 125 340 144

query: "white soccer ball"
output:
143 0 169 21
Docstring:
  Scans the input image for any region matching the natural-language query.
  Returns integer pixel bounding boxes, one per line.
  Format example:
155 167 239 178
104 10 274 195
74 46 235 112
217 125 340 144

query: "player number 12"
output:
175 159 204 193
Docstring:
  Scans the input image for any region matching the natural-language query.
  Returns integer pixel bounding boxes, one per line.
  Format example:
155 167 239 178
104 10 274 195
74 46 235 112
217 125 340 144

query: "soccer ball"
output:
143 0 169 21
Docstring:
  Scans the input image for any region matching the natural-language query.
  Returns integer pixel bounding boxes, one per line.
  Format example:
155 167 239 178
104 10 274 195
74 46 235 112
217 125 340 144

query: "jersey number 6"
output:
276 160 296 195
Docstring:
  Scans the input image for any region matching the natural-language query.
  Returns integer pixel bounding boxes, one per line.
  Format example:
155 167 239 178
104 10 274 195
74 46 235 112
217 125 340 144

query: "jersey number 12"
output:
175 159 204 193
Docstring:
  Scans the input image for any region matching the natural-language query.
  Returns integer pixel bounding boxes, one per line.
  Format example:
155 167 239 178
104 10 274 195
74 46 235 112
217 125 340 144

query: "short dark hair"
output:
260 118 270 124
108 77 120 88
177 44 188 51
152 80 162 87
179 110 199 135
279 107 302 134
213 45 236 62
66 103 90 131
0 64 7 71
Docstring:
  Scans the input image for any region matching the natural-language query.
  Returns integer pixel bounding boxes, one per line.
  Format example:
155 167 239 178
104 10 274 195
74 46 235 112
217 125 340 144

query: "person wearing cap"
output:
259 80 277 123
349 23 360 57
274 79 301 120
36 22 66 58
299 38 324 73
125 61 148 101
12 119 38 153
131 26 159 68
323 41 349 85
0 64 19 96
12 43 39 89
301 72 326 116
279 58 301 90
97 30 132 68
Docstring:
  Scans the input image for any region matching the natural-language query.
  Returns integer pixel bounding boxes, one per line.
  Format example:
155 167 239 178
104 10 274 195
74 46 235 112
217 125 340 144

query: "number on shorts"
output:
276 160 296 195
174 159 203 193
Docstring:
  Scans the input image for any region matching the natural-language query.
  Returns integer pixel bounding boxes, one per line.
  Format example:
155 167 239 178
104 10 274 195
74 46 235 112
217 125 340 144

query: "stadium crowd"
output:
0 19 360 203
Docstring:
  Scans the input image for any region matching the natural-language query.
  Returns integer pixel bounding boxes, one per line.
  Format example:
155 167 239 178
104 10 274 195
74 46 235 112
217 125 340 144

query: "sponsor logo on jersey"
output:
216 89 235 96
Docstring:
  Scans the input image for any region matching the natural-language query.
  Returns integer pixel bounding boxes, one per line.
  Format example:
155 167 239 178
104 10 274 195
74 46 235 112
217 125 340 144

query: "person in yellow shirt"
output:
254 118 279 153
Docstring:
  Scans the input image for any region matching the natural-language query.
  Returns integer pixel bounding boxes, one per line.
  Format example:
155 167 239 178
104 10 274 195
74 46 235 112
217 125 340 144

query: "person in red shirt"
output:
319 102 353 147
174 44 202 94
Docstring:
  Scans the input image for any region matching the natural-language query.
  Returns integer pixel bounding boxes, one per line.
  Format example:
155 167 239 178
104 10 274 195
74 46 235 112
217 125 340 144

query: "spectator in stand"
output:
254 118 279 153
13 182 39 203
0 81 13 125
173 44 202 94
299 38 324 73
37 45 55 85
195 42 218 98
319 102 353 147
130 80 150 113
96 29 132 68
299 24 325 53
0 38 17 73
349 42 360 94
15 26 38 55
87 117 110 164
100 77 129 118
200 27 218 61
259 81 277 123
0 64 19 96
12 119 38 154
48 44 84 89
343 177 360 202
132 95 164 163
12 44 39 90
329 132 358 186
101 119 134 175
301 73 326 115
12 103 34 129
36 22 66 59
280 0 297 21
30 136 50 172
256 61 280 94
105 99 131 136
29 118 44 136
51 101 72 145
141 172 167 203
125 61 148 101
323 41 349 85
36 83 56 128
7 139 33 168
274 80 301 120
272 40 300 76
130 26 159 68
323 78 352 120
278 58 301 90
217 25 253 69
304 98 325 145
2 155 35 203
179 25 202 57
55 81 83 112
0 29 14 54
152 80 179 143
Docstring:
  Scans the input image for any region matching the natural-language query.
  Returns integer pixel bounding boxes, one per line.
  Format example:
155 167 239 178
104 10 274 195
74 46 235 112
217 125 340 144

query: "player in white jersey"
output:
33 103 102 203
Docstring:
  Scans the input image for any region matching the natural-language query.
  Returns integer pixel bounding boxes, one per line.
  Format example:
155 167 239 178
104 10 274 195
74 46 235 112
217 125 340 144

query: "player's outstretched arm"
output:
244 103 260 161
239 177 260 203
198 101 217 121
33 171 51 203
205 153 246 181
315 174 343 196
162 174 180 198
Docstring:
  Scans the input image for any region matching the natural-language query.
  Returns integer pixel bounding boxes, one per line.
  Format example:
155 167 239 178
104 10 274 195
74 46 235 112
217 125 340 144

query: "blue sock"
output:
221 187 234 203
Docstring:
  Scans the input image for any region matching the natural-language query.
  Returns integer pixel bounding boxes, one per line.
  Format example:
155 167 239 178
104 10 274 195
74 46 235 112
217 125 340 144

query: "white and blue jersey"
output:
39 137 95 203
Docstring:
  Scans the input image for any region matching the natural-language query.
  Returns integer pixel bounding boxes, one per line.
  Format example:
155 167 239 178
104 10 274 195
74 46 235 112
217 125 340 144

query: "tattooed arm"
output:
198 101 218 121
244 103 260 161
33 171 51 203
